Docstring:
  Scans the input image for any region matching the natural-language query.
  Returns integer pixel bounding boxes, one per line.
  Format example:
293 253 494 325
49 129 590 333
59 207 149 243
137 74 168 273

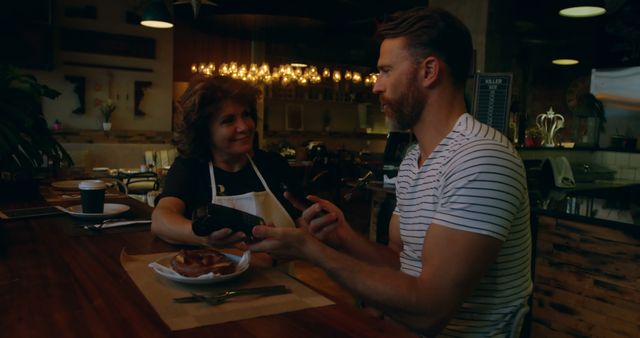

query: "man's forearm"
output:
305 240 441 326
340 228 400 269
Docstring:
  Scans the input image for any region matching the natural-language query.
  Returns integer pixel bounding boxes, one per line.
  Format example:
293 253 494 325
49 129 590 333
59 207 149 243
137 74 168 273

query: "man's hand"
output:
285 192 355 249
205 228 246 248
247 223 316 259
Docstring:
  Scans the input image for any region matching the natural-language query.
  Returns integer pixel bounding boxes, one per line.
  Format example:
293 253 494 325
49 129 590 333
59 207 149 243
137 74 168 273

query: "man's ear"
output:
419 56 440 88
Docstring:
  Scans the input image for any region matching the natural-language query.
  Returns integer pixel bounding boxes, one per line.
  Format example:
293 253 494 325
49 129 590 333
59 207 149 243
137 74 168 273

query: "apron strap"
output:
209 155 271 203
209 161 217 202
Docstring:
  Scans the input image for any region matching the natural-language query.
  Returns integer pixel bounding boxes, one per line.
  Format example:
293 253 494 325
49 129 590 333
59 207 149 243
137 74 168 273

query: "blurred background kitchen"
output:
2 2 640 336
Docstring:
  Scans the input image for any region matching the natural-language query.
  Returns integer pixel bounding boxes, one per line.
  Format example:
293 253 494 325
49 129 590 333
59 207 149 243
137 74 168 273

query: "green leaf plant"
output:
0 65 73 176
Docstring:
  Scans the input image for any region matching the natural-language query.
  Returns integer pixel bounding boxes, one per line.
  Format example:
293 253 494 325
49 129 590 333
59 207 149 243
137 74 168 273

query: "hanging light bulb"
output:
344 70 352 80
352 72 362 84
191 64 197 73
332 70 341 83
322 68 331 78
218 63 228 75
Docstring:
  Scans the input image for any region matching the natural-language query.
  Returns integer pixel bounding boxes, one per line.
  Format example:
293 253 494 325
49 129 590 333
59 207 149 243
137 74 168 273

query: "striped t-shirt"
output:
394 113 532 337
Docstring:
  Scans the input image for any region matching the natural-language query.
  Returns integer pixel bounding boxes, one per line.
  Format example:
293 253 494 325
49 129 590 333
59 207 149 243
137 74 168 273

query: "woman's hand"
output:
205 228 247 248
285 192 355 249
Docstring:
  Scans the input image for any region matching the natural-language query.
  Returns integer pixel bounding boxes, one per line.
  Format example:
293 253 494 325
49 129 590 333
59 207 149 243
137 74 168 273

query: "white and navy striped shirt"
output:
395 113 532 337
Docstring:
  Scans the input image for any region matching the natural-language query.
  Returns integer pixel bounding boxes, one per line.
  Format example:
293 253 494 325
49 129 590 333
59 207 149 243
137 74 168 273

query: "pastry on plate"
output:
170 248 236 277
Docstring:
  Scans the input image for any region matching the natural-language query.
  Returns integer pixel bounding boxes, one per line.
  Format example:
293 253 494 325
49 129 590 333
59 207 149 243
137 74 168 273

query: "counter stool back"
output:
509 303 530 338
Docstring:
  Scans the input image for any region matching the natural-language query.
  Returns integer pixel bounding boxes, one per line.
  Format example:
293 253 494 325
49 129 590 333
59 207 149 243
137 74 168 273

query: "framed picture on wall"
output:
285 104 304 131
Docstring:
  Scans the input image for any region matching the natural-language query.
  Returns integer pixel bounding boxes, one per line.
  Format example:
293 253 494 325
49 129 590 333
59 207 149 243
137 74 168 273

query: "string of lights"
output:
191 62 378 87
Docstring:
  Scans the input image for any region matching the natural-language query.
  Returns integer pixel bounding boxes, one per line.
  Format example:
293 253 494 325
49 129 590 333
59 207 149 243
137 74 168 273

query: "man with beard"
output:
249 7 532 337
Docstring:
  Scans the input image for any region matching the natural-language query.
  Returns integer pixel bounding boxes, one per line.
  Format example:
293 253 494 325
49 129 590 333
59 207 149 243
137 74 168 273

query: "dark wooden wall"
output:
532 216 640 337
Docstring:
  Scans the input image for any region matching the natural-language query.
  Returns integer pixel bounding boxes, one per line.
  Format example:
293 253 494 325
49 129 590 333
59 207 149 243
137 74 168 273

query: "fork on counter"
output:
83 218 151 230
173 285 291 306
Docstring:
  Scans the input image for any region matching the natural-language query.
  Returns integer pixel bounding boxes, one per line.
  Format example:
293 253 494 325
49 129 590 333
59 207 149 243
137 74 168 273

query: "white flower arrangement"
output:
100 99 116 123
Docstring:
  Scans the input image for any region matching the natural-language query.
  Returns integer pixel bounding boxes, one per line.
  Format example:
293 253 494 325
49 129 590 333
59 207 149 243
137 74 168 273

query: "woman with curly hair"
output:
151 76 301 247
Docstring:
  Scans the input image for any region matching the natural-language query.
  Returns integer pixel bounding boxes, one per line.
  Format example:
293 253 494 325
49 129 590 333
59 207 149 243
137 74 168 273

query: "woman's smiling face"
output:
209 100 256 157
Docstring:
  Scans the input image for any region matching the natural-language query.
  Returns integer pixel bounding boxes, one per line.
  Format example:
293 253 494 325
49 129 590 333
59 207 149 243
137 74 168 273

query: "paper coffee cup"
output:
79 180 106 213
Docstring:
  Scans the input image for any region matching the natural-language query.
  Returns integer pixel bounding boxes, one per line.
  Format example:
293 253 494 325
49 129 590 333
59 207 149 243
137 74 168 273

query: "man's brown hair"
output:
376 7 473 86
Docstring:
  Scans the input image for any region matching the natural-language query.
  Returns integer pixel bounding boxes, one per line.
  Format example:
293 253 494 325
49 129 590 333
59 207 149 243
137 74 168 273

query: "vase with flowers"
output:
524 126 543 147
100 99 116 131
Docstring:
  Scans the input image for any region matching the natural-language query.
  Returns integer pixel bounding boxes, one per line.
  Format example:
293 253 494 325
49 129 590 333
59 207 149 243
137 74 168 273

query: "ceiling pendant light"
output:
559 6 606 17
559 0 606 18
141 0 174 29
552 59 580 66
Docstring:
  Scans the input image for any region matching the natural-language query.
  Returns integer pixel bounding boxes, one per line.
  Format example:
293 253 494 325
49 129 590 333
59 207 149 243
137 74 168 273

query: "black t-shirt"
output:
157 150 301 220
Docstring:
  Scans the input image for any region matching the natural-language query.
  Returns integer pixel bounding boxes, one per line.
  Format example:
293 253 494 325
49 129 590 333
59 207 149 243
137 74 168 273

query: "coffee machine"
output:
382 132 414 184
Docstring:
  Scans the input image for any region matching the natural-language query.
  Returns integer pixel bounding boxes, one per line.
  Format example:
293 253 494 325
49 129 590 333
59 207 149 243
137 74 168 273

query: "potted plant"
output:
100 98 116 131
524 127 543 148
0 65 72 197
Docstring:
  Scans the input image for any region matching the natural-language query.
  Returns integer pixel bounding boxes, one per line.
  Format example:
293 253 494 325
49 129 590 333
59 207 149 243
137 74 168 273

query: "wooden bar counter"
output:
0 195 414 338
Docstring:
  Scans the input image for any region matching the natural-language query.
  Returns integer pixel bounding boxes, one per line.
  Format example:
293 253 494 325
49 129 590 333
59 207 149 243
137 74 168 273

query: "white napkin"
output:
383 174 397 186
237 250 251 270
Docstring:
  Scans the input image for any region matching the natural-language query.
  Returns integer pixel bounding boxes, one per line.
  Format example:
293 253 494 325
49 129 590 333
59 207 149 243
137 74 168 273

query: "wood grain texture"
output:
531 215 640 337
0 198 414 338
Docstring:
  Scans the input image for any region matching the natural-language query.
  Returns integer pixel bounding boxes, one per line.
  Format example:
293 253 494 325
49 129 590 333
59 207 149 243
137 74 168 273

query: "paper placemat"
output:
120 250 334 331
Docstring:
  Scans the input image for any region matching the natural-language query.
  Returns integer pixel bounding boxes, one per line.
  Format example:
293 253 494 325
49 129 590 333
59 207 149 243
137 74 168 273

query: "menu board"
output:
472 73 512 134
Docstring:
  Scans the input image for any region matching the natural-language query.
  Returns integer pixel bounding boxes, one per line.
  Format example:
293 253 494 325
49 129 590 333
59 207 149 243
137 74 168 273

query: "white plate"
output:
51 180 83 191
92 167 110 172
148 251 251 285
61 203 130 220
52 180 115 191
118 168 141 174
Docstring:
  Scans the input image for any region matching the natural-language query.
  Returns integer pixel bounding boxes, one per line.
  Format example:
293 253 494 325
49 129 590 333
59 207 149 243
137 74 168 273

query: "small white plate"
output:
118 168 141 174
52 180 115 191
51 180 83 191
92 167 110 172
61 203 130 220
149 251 251 285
